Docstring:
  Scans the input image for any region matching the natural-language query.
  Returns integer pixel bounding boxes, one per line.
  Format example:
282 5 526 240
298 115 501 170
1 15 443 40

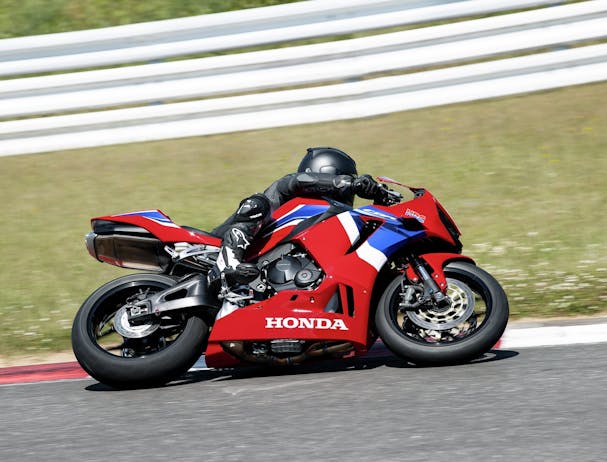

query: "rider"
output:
210 146 383 318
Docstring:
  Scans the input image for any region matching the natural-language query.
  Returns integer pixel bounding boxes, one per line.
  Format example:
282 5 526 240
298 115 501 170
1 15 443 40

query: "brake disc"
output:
113 306 160 339
406 278 475 330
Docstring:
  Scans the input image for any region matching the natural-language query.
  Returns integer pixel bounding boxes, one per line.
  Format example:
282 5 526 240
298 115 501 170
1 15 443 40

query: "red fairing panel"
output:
92 209 222 246
247 198 330 258
379 190 460 247
205 209 383 368
205 283 371 368
210 287 359 341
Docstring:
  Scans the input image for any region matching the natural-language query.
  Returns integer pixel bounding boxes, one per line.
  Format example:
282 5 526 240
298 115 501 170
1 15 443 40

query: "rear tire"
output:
72 273 209 389
375 262 508 365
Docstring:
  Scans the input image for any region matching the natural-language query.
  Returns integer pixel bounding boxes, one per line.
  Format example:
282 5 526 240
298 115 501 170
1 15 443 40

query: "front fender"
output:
405 253 475 293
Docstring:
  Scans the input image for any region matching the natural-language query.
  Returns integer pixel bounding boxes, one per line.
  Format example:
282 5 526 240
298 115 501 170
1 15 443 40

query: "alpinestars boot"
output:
213 245 260 319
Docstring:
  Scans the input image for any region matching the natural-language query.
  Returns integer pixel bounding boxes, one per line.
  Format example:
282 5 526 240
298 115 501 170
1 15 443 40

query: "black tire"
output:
72 273 209 389
375 262 509 366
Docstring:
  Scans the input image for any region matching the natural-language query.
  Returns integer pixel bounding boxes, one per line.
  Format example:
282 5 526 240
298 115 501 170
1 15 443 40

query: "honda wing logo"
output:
265 317 349 331
405 208 426 223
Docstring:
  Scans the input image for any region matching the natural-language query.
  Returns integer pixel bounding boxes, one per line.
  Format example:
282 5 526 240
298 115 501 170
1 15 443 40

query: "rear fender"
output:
405 253 475 292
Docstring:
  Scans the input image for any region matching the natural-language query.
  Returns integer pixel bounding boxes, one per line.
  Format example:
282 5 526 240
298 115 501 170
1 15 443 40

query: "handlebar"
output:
374 184 403 206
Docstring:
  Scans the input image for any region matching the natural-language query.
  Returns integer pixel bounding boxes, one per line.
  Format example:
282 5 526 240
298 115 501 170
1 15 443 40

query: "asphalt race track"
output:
1 342 606 462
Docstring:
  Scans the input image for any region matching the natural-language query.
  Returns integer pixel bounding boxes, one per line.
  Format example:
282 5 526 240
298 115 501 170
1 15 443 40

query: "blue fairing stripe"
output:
351 206 426 269
354 205 401 224
368 223 424 256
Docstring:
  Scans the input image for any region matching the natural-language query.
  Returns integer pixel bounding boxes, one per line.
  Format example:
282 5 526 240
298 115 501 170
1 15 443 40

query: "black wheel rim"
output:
388 272 492 345
86 280 190 358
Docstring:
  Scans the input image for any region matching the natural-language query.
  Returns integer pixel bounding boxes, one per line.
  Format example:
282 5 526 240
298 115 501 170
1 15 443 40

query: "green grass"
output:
0 0 299 38
1 82 606 356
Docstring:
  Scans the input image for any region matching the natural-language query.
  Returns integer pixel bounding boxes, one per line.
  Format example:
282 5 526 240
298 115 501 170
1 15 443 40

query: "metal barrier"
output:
0 0 560 75
0 0 605 157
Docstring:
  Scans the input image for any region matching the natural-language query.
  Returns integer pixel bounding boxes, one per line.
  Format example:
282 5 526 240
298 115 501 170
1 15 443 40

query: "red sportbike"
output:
72 177 508 388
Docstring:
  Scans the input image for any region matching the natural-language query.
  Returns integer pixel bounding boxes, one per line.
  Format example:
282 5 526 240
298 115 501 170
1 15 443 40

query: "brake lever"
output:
386 188 403 204
375 184 402 205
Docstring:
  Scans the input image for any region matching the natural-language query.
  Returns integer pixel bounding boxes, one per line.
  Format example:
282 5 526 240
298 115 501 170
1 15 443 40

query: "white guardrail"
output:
1 0 606 157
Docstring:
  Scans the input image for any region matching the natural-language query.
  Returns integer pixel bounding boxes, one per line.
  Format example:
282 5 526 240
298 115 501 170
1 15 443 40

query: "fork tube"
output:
409 255 447 307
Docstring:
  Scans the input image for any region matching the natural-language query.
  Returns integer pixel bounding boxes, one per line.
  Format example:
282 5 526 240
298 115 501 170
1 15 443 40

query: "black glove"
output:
352 174 379 199
373 185 400 206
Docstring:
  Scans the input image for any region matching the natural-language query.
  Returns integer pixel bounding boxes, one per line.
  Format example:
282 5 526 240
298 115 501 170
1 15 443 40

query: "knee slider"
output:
234 194 271 223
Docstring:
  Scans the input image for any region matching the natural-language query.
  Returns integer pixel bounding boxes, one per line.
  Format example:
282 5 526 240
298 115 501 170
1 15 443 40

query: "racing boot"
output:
212 198 268 319
214 263 260 320
223 262 260 285
211 235 260 319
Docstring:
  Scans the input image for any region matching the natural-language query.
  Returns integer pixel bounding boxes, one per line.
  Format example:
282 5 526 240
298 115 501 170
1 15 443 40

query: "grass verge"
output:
0 0 299 38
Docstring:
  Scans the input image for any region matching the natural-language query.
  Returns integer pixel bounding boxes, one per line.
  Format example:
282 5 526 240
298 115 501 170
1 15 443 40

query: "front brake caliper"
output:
406 256 449 307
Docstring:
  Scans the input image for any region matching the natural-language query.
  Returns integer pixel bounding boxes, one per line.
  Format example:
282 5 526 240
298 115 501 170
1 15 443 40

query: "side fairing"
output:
208 203 427 360
351 205 426 270
247 200 330 258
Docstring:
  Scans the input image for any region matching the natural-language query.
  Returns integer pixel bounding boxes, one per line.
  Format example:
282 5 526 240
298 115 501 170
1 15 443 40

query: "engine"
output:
265 253 323 291
254 243 323 292
220 244 350 365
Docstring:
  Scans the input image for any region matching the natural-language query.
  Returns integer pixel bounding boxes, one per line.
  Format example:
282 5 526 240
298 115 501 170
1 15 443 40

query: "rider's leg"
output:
211 194 270 318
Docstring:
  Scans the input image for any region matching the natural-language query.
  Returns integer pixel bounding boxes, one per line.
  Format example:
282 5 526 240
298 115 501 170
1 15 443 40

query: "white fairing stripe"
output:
278 204 305 220
274 218 304 232
261 204 305 237
356 241 387 272
337 211 360 245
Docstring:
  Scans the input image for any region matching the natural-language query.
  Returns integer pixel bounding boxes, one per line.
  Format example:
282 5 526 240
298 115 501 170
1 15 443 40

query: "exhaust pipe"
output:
222 341 353 366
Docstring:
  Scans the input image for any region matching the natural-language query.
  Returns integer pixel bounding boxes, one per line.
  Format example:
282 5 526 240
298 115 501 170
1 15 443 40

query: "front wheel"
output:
72 273 209 389
375 262 509 365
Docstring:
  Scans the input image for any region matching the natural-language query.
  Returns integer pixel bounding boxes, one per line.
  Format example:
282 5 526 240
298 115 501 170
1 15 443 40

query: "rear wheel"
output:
375 262 508 365
72 273 209 388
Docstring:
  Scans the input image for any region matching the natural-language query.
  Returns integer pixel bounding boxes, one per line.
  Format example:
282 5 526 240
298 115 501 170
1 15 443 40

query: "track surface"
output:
1 343 606 461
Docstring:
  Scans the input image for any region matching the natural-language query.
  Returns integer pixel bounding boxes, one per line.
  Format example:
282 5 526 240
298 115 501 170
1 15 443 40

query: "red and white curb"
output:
2 320 606 385
0 361 90 385
495 321 607 349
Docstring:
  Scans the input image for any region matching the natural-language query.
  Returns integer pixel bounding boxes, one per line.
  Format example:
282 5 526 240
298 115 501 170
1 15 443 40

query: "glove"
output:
373 185 398 206
352 174 379 199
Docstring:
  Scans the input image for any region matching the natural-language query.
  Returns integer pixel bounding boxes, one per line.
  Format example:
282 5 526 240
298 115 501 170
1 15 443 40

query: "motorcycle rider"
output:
210 146 383 318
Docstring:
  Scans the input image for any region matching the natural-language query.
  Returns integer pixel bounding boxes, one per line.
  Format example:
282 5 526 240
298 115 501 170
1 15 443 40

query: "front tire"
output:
72 273 209 389
375 262 509 365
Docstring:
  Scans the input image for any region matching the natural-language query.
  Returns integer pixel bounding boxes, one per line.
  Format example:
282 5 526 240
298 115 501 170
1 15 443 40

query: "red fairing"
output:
92 209 222 246
380 189 461 247
210 286 364 342
205 204 382 368
247 198 330 258
207 190 473 366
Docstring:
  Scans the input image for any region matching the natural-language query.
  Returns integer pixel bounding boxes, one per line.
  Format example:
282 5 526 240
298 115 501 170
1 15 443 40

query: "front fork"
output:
404 253 475 308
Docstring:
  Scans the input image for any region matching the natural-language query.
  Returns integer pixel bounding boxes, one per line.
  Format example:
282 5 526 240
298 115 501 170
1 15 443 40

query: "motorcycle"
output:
71 177 509 388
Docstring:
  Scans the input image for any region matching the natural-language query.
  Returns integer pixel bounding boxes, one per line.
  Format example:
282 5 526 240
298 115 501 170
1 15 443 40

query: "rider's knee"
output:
234 194 271 223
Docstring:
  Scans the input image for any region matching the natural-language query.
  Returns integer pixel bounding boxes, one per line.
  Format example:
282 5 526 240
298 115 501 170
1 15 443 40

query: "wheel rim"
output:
88 280 190 358
390 276 490 344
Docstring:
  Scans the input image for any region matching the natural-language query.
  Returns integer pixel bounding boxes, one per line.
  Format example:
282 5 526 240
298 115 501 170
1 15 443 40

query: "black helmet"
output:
297 147 357 176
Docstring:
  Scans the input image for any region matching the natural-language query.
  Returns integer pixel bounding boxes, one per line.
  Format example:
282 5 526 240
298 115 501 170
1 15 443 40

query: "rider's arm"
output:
279 172 354 197
263 172 381 207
